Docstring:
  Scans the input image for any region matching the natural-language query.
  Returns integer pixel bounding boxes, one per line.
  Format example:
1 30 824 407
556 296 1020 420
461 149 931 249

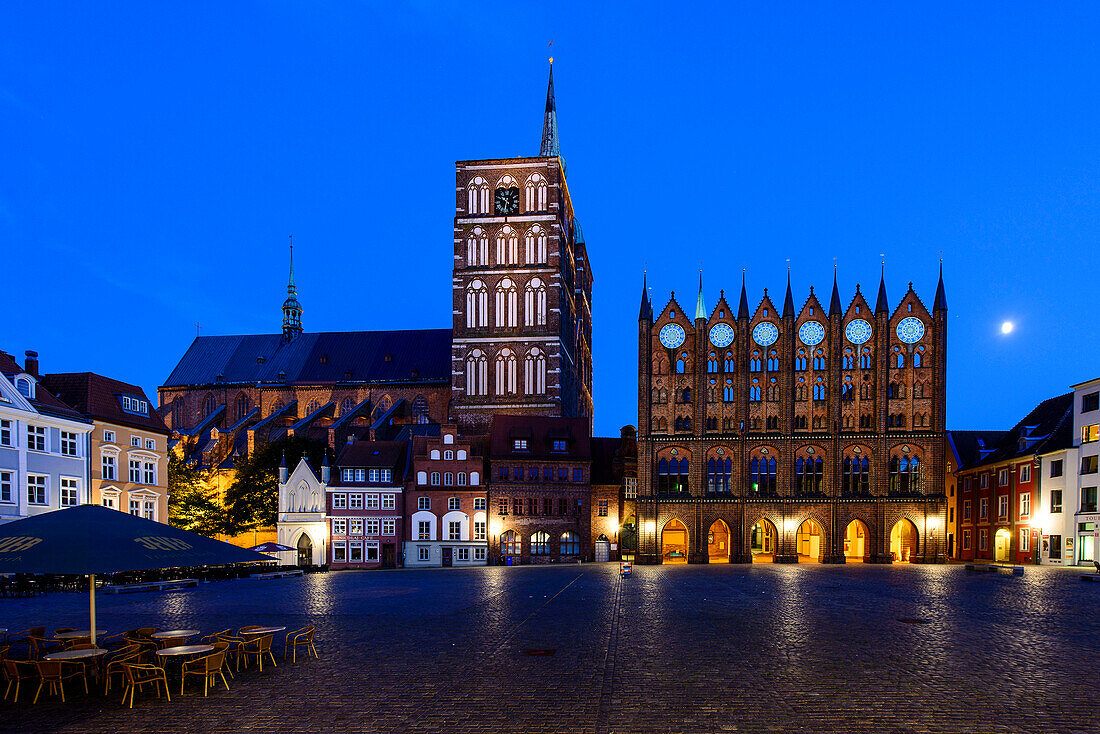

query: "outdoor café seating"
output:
238 634 276 672
104 647 145 695
3 659 39 702
34 658 87 703
181 650 230 696
120 663 170 708
284 626 317 662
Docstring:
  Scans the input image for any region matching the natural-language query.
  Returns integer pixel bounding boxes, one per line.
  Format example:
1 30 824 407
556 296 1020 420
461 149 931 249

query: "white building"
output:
276 456 329 566
1071 377 1100 565
0 350 93 522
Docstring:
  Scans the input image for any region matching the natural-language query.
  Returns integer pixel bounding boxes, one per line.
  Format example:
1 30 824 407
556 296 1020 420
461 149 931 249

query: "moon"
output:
1000 321 1014 335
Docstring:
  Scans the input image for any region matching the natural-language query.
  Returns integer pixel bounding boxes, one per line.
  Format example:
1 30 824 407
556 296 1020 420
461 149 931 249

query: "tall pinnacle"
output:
933 261 948 311
875 263 889 314
782 268 795 318
638 271 652 321
695 271 707 320
829 266 842 315
737 270 750 320
282 235 303 341
539 62 560 157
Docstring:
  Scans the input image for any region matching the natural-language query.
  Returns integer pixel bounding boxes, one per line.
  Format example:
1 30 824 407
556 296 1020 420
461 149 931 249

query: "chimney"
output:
24 351 39 377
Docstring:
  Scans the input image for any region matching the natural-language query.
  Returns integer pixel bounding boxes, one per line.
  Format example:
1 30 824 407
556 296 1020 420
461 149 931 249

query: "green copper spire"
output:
695 271 706 320
539 61 560 157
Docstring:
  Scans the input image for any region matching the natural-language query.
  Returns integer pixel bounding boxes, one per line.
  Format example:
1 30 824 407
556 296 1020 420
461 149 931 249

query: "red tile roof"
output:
0 352 87 422
42 372 168 434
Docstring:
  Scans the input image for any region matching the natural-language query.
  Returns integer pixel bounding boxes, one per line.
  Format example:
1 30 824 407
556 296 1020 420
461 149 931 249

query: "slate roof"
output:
0 352 88 423
490 416 591 460
42 373 169 434
946 430 1007 469
161 329 452 388
335 440 410 477
956 392 1074 471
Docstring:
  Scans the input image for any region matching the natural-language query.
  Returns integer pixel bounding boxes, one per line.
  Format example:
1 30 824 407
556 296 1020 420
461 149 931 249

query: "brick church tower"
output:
450 63 594 434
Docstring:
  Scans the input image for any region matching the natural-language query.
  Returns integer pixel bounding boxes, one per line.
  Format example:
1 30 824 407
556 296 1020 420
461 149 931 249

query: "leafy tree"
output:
168 452 227 537
224 436 328 534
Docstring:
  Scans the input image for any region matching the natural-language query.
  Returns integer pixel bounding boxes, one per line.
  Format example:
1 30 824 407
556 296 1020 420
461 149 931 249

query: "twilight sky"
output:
3 2 1099 437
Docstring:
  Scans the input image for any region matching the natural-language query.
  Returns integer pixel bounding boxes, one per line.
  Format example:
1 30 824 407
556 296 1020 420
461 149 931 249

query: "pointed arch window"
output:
341 397 355 416
749 456 777 495
525 225 548 264
656 457 689 493
466 349 488 396
495 278 518 327
525 173 548 211
896 352 905 368
524 277 547 326
707 457 732 492
467 176 489 214
795 456 824 494
412 395 429 424
306 399 320 414
466 227 489 266
913 351 923 367
724 351 735 372
860 349 872 369
202 394 216 418
496 226 519 265
842 455 871 494
813 382 826 401
235 394 250 421
795 349 808 371
707 352 718 373
466 280 488 328
889 455 921 494
495 348 517 395
843 349 854 370
724 379 735 402
524 348 547 395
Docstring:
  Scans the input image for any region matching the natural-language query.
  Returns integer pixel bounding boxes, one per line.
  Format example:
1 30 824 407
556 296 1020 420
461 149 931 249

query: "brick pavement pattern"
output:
1 564 1098 733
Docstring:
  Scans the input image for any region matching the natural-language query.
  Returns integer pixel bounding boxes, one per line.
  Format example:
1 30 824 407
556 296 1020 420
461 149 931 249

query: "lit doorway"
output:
749 519 777 562
844 520 870 563
296 533 313 567
889 519 919 562
661 518 689 563
796 519 824 562
994 528 1012 563
708 520 731 563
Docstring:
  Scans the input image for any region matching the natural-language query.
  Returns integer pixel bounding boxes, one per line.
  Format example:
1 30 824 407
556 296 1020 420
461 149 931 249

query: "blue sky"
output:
3 2 1098 436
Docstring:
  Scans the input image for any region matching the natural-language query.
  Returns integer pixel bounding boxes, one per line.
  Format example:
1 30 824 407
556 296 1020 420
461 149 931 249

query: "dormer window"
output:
120 395 149 415
552 440 567 452
513 439 528 451
15 377 32 399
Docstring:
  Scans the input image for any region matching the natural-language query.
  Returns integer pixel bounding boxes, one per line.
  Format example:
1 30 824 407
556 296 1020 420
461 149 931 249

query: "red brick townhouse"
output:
328 439 408 569
954 393 1073 564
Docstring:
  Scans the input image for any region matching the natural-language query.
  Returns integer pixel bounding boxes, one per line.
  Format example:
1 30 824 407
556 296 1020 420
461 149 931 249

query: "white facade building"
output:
0 351 93 522
276 456 329 566
1071 378 1100 566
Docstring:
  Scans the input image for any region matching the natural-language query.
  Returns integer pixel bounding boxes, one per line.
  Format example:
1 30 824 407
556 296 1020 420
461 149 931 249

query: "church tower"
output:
281 237 303 342
450 62 594 434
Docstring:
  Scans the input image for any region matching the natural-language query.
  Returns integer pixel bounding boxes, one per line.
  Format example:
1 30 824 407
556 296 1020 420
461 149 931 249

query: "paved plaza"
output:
1 563 1097 733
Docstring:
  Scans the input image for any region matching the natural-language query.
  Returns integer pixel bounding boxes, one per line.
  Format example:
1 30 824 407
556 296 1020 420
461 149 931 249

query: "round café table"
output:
157 644 215 685
151 629 201 640
56 629 106 640
240 626 285 636
44 648 110 661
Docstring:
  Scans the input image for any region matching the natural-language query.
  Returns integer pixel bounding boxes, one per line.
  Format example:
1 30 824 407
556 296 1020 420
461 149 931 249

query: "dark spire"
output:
782 268 795 318
829 266 842 315
875 263 889 315
282 236 303 342
933 261 948 311
539 61 560 157
279 452 287 469
638 271 652 321
737 270 750 320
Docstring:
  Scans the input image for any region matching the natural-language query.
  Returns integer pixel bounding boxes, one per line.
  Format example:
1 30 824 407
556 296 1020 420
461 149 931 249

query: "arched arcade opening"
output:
707 519 731 563
795 519 824 562
661 518 689 564
890 519 919 563
844 520 871 563
749 519 777 562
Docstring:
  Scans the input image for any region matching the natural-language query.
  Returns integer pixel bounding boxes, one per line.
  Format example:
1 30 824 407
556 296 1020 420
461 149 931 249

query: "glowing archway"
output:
707 519 731 563
844 520 871 563
661 518 689 564
796 519 824 562
749 519 778 562
890 519 919 563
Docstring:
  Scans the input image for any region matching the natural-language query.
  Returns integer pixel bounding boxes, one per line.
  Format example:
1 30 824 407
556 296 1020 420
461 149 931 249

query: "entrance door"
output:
594 539 610 562
297 534 312 567
994 528 1011 563
442 546 453 567
382 543 396 569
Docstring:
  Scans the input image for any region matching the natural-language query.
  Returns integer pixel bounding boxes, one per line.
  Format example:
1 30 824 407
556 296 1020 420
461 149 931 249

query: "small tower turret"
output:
282 236 303 342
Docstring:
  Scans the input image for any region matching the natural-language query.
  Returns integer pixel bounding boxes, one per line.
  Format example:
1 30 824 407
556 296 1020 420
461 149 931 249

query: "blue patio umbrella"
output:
0 504 272 644
249 542 295 554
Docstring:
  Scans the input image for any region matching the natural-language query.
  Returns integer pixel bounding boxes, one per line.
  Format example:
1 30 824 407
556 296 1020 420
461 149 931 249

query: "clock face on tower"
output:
752 321 779 347
896 317 925 344
845 319 873 344
798 320 825 346
709 323 734 348
494 187 520 215
659 323 686 349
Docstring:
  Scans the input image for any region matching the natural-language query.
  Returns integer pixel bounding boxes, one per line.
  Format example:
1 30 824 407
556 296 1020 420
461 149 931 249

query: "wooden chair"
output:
284 626 318 662
209 641 234 680
8 627 45 657
34 659 87 703
156 636 187 650
29 635 64 660
98 631 131 649
3 659 39 702
181 651 229 696
238 634 276 672
104 649 144 695
216 633 246 671
120 663 171 708
200 629 231 646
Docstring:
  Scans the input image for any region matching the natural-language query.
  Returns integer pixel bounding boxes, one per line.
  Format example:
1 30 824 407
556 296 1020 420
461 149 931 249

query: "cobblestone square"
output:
2 563 1097 733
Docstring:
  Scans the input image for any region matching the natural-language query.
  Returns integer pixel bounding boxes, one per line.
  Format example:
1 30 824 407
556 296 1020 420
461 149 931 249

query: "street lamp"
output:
1031 511 1049 565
